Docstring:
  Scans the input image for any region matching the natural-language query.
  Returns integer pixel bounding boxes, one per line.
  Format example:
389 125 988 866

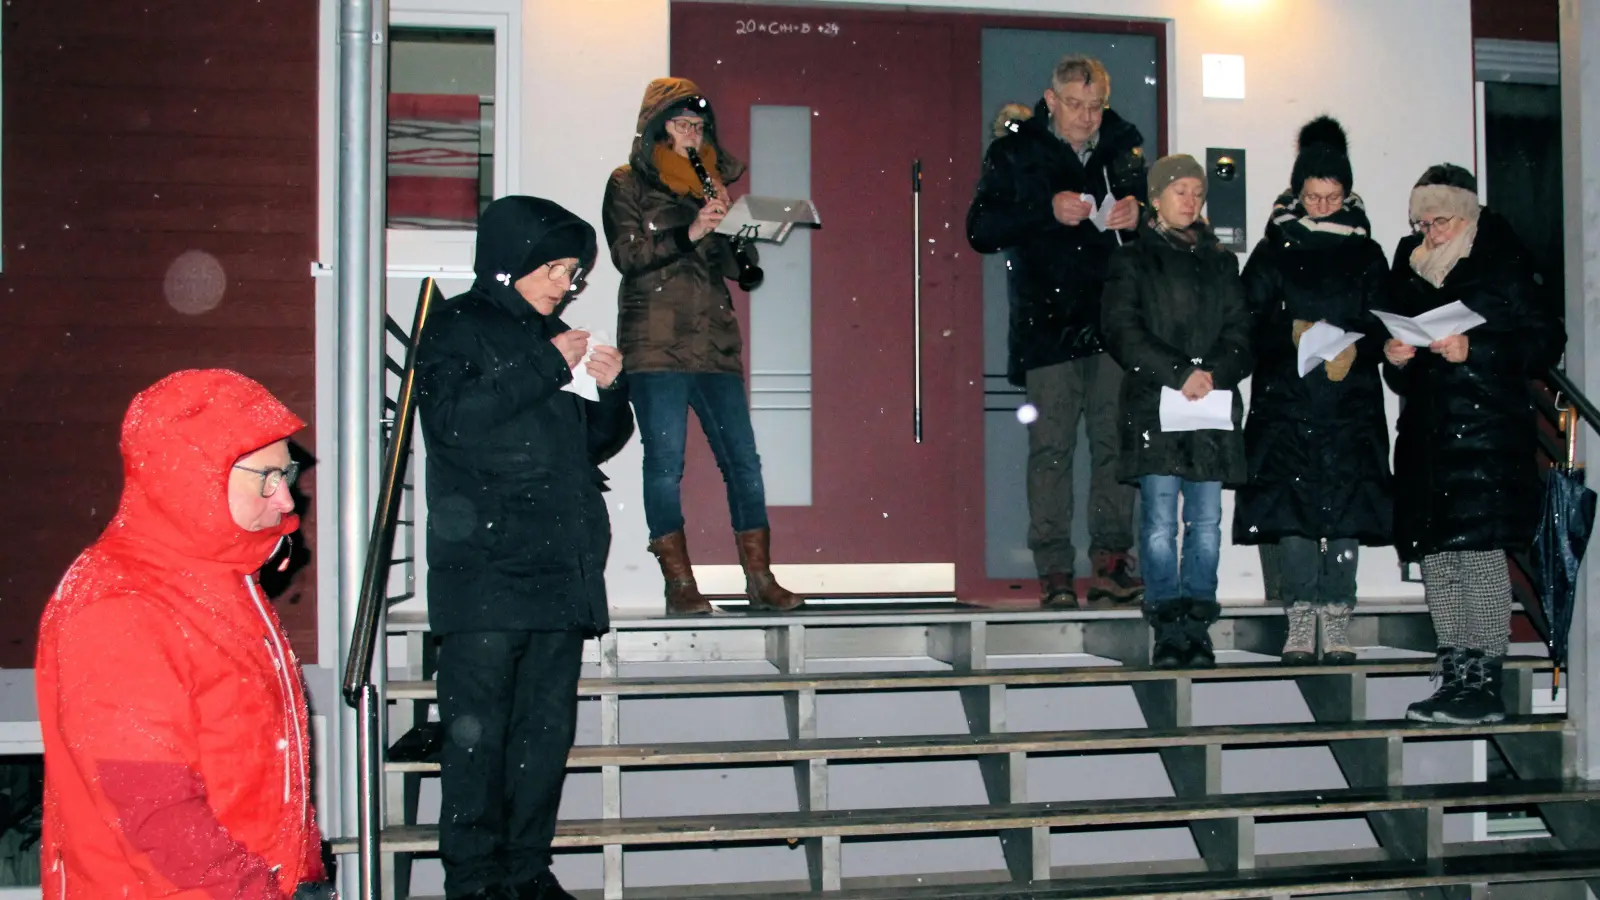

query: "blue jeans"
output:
1138 475 1223 608
631 372 770 540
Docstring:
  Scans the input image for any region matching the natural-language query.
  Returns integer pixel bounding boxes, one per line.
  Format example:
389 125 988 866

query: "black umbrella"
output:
1530 448 1597 699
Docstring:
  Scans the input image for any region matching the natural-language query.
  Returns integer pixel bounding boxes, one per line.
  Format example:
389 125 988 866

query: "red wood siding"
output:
1473 0 1558 43
0 1 320 666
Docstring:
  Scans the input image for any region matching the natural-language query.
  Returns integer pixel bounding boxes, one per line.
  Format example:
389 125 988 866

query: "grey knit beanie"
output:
1149 154 1206 200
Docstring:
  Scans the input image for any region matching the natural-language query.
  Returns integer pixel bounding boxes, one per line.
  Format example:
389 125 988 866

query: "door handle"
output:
912 158 923 444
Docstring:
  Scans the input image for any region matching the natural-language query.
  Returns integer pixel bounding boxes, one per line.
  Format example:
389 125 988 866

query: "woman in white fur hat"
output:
1381 163 1565 726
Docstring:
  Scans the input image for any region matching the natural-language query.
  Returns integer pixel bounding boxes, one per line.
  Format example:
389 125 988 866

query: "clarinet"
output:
686 148 764 291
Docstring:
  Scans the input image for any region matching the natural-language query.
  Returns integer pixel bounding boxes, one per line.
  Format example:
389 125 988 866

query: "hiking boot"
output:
736 527 805 612
1406 648 1463 723
648 531 713 615
1182 599 1220 669
1430 651 1507 725
1318 603 1357 665
1280 601 1316 666
1040 572 1078 609
1087 548 1144 604
1145 601 1189 669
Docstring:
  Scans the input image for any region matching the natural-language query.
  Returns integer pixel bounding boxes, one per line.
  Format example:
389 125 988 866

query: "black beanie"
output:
1289 116 1353 196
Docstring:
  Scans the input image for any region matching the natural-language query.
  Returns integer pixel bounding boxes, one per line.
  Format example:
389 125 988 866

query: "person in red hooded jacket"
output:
34 369 334 900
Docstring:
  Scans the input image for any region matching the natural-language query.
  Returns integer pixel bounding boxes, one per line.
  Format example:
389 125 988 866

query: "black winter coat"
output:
967 101 1148 384
416 197 636 636
1381 210 1565 562
1102 222 1252 485
1232 215 1394 546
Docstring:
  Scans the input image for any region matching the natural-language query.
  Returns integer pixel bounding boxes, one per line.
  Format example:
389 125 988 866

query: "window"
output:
387 27 496 230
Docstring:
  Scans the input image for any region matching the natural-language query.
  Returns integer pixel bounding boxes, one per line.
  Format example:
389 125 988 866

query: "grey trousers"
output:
1422 550 1513 658
1260 537 1359 607
1025 353 1136 576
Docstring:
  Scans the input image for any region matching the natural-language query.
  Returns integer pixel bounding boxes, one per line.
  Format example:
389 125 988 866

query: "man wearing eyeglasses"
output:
417 195 634 900
967 54 1148 609
36 369 334 900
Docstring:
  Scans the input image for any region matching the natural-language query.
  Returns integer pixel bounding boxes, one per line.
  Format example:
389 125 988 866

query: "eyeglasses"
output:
545 261 583 283
1052 91 1107 116
1301 190 1345 208
1412 215 1458 234
234 461 300 498
667 117 706 135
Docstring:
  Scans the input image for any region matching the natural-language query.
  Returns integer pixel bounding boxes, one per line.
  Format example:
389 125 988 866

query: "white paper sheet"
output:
1081 192 1114 232
560 328 612 402
1372 301 1488 347
1296 321 1364 378
1159 387 1235 432
715 195 821 244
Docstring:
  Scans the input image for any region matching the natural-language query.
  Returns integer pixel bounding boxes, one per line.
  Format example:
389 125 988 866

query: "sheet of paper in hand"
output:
715 196 821 244
1159 387 1235 432
1372 301 1488 348
561 328 611 403
1081 192 1115 233
1297 321 1364 378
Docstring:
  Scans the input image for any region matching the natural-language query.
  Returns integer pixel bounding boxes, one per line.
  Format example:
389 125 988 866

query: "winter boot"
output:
1430 651 1508 725
1280 601 1317 666
736 527 805 612
1040 572 1078 609
649 531 713 616
1182 599 1221 669
1145 601 1190 669
1406 648 1464 723
1087 549 1144 604
1317 603 1357 665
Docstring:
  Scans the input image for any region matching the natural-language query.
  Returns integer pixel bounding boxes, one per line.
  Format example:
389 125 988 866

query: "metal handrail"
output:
1545 365 1600 455
341 277 442 707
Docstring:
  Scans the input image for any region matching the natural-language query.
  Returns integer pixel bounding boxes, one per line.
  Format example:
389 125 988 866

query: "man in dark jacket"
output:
967 55 1147 607
417 195 635 900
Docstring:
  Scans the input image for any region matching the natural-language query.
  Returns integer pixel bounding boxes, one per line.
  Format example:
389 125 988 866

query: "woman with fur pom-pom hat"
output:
1233 116 1395 667
1381 163 1565 725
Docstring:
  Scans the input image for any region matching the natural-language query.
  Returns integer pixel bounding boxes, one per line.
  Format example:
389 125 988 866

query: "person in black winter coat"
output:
416 195 635 900
1233 117 1394 667
1101 154 1252 669
967 55 1147 608
1380 165 1565 727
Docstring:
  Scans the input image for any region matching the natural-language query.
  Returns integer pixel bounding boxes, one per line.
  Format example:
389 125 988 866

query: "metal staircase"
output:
331 280 1600 899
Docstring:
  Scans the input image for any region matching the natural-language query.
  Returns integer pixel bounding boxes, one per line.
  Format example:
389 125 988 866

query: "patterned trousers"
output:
1421 550 1513 659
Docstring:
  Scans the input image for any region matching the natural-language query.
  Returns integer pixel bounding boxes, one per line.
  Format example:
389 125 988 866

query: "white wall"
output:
514 0 1474 611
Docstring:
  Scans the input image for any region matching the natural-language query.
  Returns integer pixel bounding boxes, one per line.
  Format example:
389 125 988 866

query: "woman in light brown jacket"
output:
602 76 803 616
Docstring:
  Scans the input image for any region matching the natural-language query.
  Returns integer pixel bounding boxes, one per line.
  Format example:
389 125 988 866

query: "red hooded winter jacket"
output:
35 369 326 899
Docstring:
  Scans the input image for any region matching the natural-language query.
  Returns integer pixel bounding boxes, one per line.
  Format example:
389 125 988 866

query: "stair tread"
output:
331 777 1600 853
384 714 1567 772
386 603 1439 632
385 656 1551 700
669 849 1600 899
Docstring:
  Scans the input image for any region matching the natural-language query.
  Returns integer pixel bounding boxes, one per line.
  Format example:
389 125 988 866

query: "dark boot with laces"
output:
1430 650 1507 725
1406 648 1466 723
1145 601 1189 669
1182 599 1221 669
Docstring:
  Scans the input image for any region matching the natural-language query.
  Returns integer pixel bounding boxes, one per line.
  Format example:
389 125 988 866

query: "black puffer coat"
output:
1232 207 1394 546
417 197 636 636
1101 221 1252 485
1382 210 1566 561
967 101 1148 384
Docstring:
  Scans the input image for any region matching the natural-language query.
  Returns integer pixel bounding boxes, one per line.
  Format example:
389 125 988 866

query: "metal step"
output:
330 777 1600 854
385 714 1567 773
384 656 1551 702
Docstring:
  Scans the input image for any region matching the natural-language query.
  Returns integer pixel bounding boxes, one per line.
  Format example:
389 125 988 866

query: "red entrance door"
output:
669 5 965 585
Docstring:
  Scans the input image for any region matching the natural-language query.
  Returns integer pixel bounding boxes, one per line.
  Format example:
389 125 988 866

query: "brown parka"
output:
603 77 754 374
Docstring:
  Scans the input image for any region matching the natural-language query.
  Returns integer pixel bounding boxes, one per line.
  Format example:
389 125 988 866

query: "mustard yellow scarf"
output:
652 143 720 198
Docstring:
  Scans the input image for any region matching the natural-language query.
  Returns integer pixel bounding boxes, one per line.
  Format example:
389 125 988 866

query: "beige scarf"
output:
1408 184 1482 287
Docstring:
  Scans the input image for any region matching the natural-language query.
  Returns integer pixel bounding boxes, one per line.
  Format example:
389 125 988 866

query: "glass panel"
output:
747 105 813 506
387 28 496 230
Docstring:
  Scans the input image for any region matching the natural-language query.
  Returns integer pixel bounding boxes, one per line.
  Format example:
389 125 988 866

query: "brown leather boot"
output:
735 527 805 611
648 531 713 616
1087 548 1144 604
